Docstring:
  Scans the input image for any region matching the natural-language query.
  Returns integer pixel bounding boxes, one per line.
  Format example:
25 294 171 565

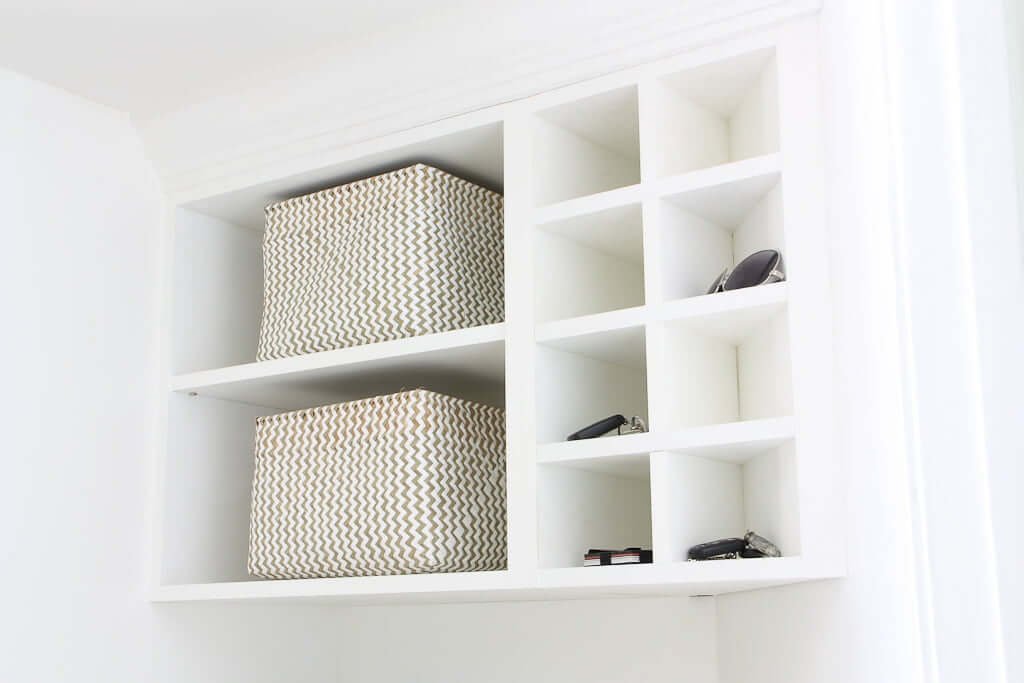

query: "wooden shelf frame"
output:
150 21 840 604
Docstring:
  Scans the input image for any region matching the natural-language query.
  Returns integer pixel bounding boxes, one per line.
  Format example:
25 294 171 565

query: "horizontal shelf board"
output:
171 324 506 410
152 570 520 604
536 202 644 265
656 154 781 228
536 312 646 370
534 183 643 225
152 557 839 603
534 155 779 228
540 450 652 478
535 285 785 356
537 556 830 595
537 416 795 466
537 305 648 343
656 282 788 344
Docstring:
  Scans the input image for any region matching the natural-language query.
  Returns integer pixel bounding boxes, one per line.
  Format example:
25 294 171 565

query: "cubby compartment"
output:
534 203 645 321
160 378 512 588
172 122 505 376
650 441 800 564
651 306 791 430
172 208 264 375
534 325 648 444
647 49 778 178
532 86 641 206
657 168 784 302
537 459 653 569
160 394 273 585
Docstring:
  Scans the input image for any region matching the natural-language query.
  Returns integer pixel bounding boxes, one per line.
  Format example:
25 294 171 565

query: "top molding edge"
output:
146 0 820 204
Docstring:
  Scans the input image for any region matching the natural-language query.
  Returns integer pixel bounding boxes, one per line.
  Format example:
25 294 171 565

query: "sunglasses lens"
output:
722 250 780 291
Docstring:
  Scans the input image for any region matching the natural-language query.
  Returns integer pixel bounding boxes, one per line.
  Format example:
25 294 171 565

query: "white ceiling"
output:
0 0 469 120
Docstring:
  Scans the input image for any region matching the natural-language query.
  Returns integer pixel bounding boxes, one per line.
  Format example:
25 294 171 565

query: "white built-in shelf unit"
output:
152 20 840 604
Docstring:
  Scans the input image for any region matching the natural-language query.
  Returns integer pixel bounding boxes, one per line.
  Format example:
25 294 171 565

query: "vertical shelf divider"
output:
774 18 841 570
503 112 539 575
639 77 674 566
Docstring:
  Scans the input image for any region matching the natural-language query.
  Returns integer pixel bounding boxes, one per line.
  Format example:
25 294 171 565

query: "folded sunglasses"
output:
706 249 786 294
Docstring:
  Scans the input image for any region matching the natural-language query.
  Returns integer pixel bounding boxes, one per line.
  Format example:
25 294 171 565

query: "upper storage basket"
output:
257 164 504 361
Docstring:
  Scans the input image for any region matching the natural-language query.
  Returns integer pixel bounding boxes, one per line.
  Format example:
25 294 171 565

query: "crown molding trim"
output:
143 0 820 203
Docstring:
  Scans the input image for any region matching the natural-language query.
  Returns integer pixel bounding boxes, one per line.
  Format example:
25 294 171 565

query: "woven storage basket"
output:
248 389 507 579
256 164 504 361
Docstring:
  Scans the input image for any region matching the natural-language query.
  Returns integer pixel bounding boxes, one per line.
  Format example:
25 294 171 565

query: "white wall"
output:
0 66 719 683
1002 4 1024 680
5 2 1016 680
318 597 718 683
716 2 1022 683
1010 0 1024 228
0 67 347 682
0 66 160 681
961 1 1024 679
154 597 719 682
714 5 926 680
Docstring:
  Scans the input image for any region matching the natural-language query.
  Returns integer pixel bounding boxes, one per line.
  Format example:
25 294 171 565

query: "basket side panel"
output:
423 168 505 333
417 391 507 573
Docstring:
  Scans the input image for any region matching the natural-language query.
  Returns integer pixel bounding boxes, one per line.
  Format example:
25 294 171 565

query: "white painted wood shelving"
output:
151 20 841 603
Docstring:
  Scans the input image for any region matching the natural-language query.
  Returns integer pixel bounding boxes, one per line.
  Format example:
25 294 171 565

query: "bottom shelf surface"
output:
151 557 841 604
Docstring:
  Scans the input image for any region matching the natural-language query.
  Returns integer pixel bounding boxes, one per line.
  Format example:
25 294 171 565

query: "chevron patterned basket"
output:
256 164 504 361
248 389 507 579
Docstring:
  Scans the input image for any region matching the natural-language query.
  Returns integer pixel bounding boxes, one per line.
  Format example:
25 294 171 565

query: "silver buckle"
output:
617 416 647 435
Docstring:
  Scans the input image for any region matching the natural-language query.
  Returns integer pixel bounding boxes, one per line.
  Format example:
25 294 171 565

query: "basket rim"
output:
254 388 504 424
264 163 502 216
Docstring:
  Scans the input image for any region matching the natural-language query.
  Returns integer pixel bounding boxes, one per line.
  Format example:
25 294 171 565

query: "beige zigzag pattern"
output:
256 164 504 361
248 389 507 579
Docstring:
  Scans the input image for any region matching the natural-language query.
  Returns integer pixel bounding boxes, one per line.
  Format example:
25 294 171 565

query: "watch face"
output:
744 532 782 557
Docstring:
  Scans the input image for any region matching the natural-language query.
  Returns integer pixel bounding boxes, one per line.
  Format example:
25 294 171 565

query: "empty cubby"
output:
534 326 648 444
160 393 273 586
650 441 800 563
534 203 645 321
648 49 778 178
173 208 264 374
537 459 653 569
651 307 792 430
657 172 784 302
532 86 641 206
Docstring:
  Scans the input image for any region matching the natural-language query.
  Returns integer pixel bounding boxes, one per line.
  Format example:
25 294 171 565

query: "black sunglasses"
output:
706 249 786 294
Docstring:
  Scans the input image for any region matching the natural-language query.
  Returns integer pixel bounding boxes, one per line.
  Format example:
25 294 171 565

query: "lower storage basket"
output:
248 389 507 579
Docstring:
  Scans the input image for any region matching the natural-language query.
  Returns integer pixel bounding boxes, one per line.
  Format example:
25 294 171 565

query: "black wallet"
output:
687 531 781 560
686 537 747 560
